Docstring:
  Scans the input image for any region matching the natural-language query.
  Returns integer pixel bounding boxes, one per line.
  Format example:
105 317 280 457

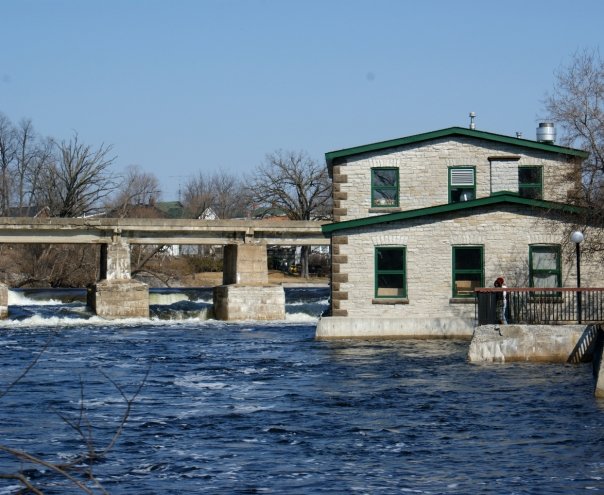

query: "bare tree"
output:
40 134 118 218
182 171 216 218
0 339 149 493
212 171 245 219
544 48 604 257
247 150 332 221
109 164 161 218
182 171 245 220
0 113 16 215
14 119 54 214
246 150 332 276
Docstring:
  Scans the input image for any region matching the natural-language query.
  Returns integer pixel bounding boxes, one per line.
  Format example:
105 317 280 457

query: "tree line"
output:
0 114 332 285
0 113 332 222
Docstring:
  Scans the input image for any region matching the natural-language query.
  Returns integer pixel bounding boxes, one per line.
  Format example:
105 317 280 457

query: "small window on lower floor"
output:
375 247 406 298
452 246 483 297
529 245 561 287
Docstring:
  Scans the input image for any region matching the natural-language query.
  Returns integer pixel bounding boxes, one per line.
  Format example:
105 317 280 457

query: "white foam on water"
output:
149 293 190 305
287 298 330 307
8 290 63 305
0 314 218 329
285 313 319 323
174 373 229 390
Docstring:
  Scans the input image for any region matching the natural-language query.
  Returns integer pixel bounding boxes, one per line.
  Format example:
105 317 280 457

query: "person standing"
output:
494 277 508 324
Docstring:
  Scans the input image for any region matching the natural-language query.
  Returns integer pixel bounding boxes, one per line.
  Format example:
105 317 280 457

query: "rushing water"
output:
0 287 603 494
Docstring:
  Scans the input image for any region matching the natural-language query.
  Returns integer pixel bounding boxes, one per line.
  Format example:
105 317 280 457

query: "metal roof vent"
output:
469 112 476 130
536 122 556 144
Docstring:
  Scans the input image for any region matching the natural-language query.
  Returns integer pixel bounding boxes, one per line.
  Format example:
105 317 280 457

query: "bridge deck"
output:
0 217 330 245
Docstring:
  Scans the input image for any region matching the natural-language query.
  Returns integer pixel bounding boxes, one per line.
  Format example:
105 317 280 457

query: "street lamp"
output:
571 231 584 323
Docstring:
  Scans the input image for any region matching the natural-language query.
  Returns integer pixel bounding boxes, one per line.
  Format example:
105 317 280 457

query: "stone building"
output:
316 126 603 338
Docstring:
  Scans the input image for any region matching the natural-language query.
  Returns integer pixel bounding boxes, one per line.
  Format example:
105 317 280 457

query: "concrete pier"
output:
0 283 7 319
88 279 149 319
215 244 285 321
467 324 598 363
88 239 149 319
222 244 268 285
214 284 285 321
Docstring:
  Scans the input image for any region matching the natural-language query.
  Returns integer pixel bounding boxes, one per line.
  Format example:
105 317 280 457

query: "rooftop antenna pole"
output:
469 112 476 130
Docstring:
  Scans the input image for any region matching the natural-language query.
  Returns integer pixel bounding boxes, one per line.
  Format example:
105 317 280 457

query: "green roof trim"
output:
321 193 584 234
325 127 589 168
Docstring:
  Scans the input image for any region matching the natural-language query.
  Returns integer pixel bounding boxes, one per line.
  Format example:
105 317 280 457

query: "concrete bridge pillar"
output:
88 238 149 319
0 283 8 319
214 243 285 321
100 240 133 280
222 244 268 285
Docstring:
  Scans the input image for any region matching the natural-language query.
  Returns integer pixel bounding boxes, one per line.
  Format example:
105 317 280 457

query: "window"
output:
529 245 561 288
371 168 399 207
449 167 475 203
375 247 406 298
519 166 543 199
452 246 483 297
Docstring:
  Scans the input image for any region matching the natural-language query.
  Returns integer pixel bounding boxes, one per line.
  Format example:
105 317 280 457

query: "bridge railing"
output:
475 287 604 325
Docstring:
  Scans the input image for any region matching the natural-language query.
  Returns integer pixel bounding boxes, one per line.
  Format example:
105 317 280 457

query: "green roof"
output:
156 201 184 219
325 126 589 170
322 193 584 234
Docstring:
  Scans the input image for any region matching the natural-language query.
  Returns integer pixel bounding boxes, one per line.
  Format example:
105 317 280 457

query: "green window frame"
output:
375 246 406 298
452 246 483 297
529 245 561 288
371 168 399 207
519 166 543 199
449 167 476 203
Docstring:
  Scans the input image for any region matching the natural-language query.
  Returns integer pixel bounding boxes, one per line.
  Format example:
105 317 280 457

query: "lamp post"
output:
571 231 584 324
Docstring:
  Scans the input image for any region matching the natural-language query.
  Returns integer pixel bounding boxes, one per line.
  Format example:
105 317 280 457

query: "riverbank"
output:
179 270 329 287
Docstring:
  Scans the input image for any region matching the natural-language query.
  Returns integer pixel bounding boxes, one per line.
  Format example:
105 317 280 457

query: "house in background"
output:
317 124 604 338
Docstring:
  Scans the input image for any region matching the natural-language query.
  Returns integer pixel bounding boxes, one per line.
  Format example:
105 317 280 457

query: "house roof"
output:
321 193 584 234
324 126 589 170
156 201 184 219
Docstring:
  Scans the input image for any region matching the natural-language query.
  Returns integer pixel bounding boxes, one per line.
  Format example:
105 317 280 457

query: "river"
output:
0 287 603 494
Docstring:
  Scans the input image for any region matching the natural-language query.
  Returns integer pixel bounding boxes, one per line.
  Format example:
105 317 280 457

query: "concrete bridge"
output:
0 217 329 320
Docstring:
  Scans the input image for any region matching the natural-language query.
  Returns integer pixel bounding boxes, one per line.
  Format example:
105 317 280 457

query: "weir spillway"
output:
0 217 330 321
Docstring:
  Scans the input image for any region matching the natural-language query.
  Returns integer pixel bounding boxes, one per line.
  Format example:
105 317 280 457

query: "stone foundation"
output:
0 283 7 319
593 328 604 399
315 317 474 339
88 279 149 319
213 285 285 321
468 324 597 363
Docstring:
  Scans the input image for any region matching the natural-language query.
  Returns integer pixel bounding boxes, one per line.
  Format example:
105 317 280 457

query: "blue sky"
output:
2 0 602 200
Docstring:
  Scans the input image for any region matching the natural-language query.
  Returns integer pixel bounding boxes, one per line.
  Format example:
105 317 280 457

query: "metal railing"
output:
475 287 604 325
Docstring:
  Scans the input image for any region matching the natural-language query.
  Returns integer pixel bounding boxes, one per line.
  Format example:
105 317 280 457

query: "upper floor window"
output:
529 245 561 288
449 167 475 203
452 246 483 297
375 246 406 298
371 168 399 207
519 166 543 199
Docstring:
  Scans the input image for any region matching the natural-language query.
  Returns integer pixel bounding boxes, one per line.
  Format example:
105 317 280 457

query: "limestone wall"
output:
331 206 604 321
332 136 578 222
